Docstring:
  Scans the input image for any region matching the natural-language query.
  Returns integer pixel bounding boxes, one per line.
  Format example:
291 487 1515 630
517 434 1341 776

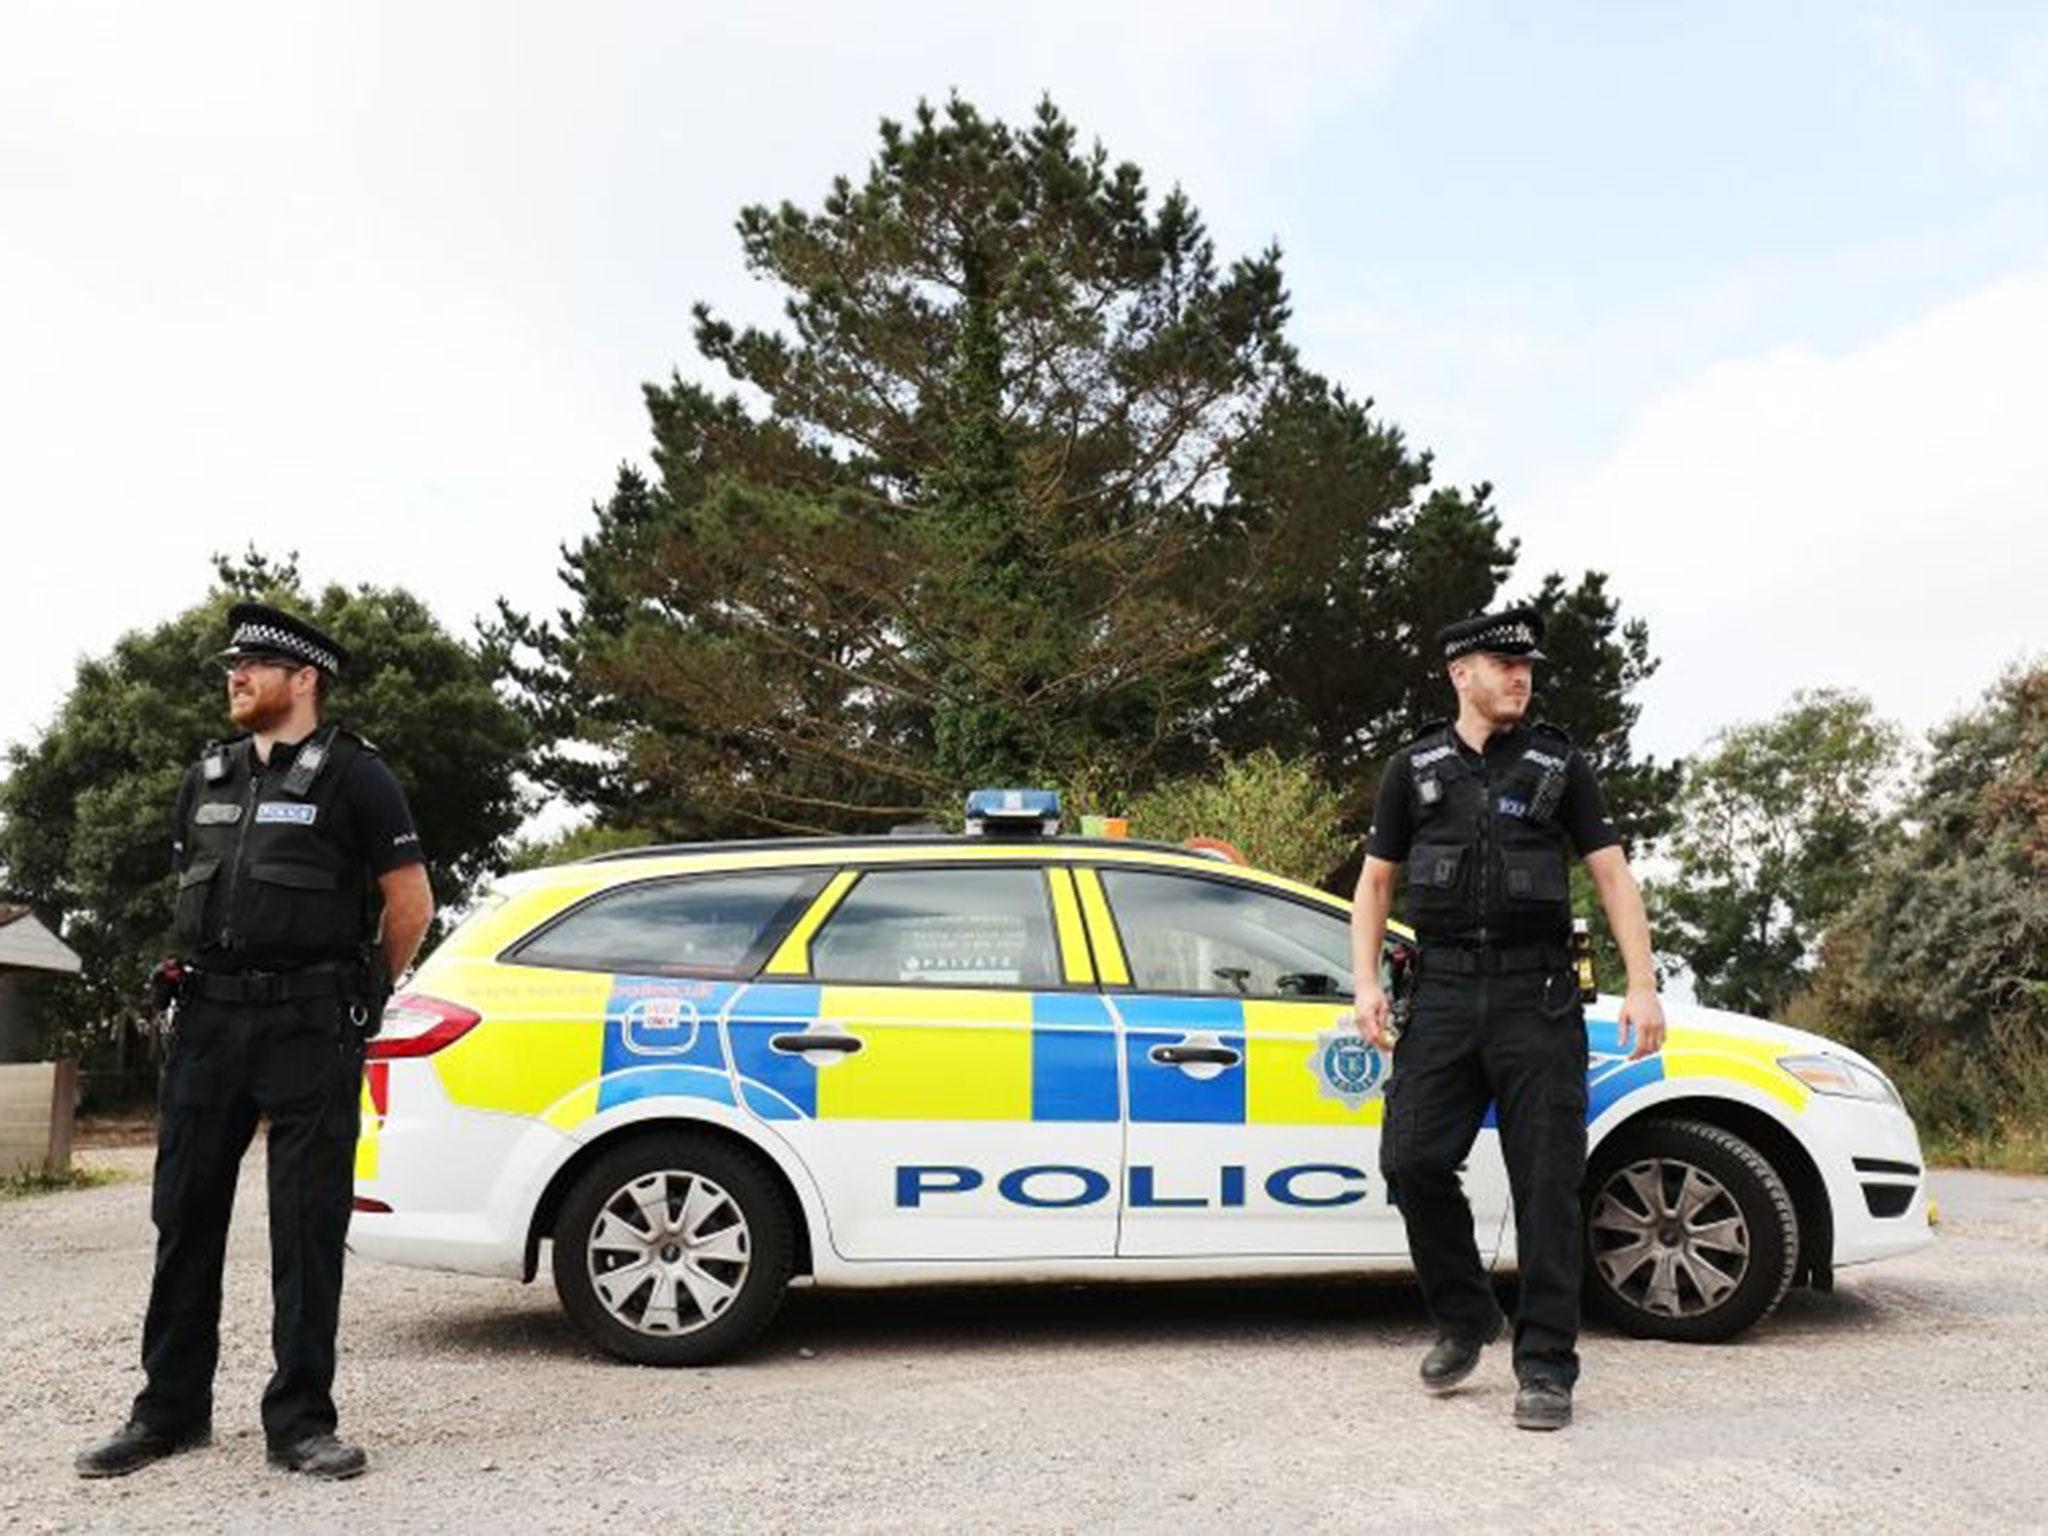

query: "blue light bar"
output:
964 788 1062 837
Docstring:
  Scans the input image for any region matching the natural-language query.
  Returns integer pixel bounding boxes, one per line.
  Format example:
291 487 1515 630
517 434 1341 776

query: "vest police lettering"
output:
1403 721 1575 945
172 727 378 965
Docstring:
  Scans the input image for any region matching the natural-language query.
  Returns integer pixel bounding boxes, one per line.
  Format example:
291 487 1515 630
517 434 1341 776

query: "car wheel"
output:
552 1131 795 1366
1583 1117 1799 1343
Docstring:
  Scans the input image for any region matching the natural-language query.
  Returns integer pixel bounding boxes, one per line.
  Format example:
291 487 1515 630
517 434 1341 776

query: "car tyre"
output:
553 1131 796 1366
1583 1117 1799 1343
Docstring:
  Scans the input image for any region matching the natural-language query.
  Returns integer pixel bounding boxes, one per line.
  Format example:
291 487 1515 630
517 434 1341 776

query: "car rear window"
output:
510 870 821 976
808 866 1060 988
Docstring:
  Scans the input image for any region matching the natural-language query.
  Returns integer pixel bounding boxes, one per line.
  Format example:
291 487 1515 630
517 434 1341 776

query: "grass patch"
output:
1920 1123 2048 1176
1838 1036 2048 1176
1 1166 125 1201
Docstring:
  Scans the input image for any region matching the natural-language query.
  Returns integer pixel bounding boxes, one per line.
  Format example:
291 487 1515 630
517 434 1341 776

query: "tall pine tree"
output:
499 96 1672 858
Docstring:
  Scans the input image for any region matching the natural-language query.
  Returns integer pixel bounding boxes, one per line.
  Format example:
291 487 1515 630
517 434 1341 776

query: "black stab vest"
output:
1402 722 1575 946
172 728 377 966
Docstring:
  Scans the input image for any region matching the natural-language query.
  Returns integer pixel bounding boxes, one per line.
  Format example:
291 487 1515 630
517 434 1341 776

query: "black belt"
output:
186 962 356 1004
1417 943 1570 976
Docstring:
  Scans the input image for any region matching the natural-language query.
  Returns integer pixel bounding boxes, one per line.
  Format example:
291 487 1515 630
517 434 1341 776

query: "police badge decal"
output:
1314 1024 1386 1109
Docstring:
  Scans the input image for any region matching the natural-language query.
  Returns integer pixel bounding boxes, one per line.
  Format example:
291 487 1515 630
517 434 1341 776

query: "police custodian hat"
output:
217 601 349 676
1438 605 1547 663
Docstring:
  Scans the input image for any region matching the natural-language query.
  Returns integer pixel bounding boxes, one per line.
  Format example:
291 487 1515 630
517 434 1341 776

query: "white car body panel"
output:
351 857 1933 1305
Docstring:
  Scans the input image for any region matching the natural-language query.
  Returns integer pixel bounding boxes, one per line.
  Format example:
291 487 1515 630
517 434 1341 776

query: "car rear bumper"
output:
350 1061 568 1279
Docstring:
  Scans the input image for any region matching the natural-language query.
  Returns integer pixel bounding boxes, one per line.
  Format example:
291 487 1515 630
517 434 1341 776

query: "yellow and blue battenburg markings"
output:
1120 995 1247 1123
1028 992 1120 1121
720 982 821 1119
1575 1013 1808 1121
413 959 1804 1137
719 983 1121 1124
597 976 741 1112
1584 1015 1665 1121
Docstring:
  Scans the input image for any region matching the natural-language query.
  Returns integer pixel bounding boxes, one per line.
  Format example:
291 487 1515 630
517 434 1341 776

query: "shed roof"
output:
0 906 83 975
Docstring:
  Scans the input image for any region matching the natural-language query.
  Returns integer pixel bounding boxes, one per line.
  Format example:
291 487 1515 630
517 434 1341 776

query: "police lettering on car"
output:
78 603 436 1483
893 1162 1372 1209
1350 605 1668 1431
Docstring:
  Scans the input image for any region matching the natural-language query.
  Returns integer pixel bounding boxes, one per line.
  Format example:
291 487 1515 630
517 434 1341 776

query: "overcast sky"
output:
4 0 2044 788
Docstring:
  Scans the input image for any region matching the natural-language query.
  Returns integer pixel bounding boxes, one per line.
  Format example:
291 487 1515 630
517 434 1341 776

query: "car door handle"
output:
1150 1044 1242 1068
770 1031 864 1056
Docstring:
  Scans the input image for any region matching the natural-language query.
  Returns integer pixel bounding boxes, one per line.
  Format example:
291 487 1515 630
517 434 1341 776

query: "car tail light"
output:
366 993 482 1059
352 1196 392 1213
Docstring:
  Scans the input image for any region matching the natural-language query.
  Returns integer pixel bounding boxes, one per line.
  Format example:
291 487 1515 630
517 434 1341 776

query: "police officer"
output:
1350 606 1664 1431
77 603 435 1481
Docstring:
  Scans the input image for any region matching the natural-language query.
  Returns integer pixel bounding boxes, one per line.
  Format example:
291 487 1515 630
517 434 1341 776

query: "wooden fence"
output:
0 1060 78 1177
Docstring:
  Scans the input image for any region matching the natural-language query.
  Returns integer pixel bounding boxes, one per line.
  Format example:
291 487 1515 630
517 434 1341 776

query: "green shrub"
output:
1784 665 2048 1171
1 1166 122 1201
1107 750 1351 888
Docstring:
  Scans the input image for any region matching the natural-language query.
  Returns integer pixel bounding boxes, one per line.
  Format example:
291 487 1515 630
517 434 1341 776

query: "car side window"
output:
511 870 821 976
1098 868 1355 1000
808 867 1061 988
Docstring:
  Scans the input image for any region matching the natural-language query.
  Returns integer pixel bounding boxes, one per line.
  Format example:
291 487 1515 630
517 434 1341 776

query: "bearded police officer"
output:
77 603 434 1481
1350 606 1664 1431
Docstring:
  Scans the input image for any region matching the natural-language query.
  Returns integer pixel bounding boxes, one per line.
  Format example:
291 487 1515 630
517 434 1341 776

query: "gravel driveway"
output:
3 1147 2042 1533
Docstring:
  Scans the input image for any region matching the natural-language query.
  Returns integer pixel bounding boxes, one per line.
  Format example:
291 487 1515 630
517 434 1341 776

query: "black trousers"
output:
132 994 365 1447
1380 965 1589 1386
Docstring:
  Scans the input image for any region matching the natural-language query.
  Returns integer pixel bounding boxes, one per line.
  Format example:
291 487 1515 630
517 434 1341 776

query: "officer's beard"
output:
227 684 291 735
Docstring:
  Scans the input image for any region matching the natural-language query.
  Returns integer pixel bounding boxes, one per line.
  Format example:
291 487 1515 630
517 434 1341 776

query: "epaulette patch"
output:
1407 721 1455 768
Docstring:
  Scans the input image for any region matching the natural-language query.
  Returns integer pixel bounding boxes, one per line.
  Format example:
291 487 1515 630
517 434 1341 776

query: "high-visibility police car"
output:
349 791 1933 1365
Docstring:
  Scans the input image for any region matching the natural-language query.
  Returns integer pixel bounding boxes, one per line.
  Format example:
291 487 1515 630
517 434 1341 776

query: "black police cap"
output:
217 601 348 676
1438 605 1547 663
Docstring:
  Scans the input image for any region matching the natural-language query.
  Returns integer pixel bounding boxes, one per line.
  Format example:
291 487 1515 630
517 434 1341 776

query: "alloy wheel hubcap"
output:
1589 1157 1751 1317
587 1169 752 1336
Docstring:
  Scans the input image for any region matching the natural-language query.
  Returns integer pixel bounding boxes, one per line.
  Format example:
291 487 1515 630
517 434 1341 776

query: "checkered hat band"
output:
230 622 339 673
1451 622 1536 655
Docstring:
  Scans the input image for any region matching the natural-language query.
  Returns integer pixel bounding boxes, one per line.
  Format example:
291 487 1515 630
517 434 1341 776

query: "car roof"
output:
583 833 1198 864
505 833 1353 915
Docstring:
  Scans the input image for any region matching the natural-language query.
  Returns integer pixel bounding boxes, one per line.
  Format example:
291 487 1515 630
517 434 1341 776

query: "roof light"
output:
965 788 1062 838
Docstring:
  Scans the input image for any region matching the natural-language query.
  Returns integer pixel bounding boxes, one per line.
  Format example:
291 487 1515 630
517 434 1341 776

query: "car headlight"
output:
1778 1053 1901 1106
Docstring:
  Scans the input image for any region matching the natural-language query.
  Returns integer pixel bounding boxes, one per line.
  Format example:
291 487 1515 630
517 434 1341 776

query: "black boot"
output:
268 1433 368 1480
1513 1379 1574 1430
75 1421 211 1479
1419 1313 1505 1393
